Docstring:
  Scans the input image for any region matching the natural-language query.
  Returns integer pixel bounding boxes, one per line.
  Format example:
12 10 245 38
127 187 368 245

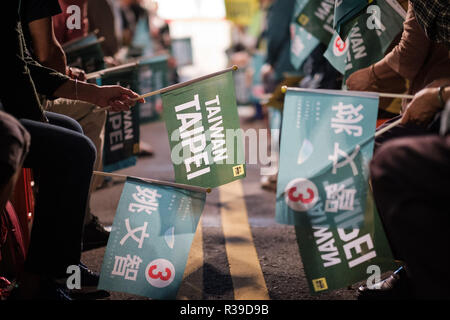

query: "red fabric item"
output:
53 0 88 44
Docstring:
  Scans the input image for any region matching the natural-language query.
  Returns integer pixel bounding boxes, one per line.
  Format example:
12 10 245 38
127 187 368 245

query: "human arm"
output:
0 1 48 122
265 0 295 68
53 80 145 112
28 16 67 74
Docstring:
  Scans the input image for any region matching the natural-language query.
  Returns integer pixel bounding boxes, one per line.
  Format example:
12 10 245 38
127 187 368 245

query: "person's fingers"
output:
109 99 130 112
119 86 140 99
78 71 87 81
400 107 410 125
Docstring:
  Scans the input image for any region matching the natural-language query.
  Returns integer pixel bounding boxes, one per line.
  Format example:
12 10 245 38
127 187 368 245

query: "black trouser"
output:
370 134 450 299
374 115 441 151
20 112 96 278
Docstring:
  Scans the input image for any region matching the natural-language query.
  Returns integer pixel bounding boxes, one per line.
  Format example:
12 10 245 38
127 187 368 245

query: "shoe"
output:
8 278 72 301
68 263 110 299
357 267 413 300
138 141 154 157
56 262 110 300
82 215 110 251
261 175 277 192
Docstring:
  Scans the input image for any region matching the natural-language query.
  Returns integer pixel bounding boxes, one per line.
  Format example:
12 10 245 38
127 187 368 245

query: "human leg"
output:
45 99 110 249
20 113 96 278
370 134 450 299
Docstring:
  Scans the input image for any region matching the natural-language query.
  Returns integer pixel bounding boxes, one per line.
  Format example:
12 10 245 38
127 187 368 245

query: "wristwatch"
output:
438 85 450 109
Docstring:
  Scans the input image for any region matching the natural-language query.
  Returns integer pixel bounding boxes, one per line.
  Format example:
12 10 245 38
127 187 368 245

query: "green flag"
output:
276 88 397 293
162 69 246 188
324 0 406 82
296 0 335 45
98 64 141 172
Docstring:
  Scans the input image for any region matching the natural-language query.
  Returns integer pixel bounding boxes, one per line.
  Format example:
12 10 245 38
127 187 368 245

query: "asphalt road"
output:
83 109 360 300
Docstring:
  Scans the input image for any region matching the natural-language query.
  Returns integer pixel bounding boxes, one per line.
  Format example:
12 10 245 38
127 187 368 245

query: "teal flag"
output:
324 0 406 81
137 55 169 123
130 17 154 58
250 52 266 103
290 23 320 70
276 88 397 293
290 0 320 70
98 178 206 299
162 70 246 188
171 37 193 67
296 0 335 45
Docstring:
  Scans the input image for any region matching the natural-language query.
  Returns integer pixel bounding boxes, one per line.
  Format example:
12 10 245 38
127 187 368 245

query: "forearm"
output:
53 80 98 103
372 59 399 81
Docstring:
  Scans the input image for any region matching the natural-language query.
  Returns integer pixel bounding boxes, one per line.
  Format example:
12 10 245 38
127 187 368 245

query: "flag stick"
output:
85 61 140 80
280 86 406 137
281 86 414 100
93 65 239 113
134 65 239 100
374 118 402 137
93 171 211 193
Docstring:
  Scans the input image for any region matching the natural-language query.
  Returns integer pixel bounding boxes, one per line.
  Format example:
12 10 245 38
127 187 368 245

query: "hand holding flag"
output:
91 85 145 112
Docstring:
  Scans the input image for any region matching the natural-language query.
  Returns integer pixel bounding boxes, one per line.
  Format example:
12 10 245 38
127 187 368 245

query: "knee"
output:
69 134 97 171
46 111 84 134
370 138 411 187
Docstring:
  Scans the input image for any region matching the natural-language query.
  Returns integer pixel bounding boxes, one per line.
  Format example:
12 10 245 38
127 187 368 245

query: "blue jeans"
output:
20 112 96 278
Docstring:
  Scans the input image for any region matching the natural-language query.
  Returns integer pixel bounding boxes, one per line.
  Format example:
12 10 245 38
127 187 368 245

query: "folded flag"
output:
98 177 206 299
162 68 246 188
275 88 397 293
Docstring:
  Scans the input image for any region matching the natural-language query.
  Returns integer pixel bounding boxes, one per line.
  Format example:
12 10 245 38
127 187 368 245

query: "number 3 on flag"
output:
284 178 319 212
145 259 176 288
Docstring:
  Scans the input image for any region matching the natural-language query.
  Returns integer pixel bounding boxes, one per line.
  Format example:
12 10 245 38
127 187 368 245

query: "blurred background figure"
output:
87 0 123 64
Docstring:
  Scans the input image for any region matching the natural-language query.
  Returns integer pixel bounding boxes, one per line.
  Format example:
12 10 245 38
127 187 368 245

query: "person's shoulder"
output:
21 0 62 24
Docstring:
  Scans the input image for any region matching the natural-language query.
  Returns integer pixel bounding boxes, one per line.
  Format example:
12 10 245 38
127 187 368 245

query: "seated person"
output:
22 0 110 250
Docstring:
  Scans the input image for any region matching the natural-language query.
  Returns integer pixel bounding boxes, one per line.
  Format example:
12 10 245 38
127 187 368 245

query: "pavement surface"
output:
83 109 361 300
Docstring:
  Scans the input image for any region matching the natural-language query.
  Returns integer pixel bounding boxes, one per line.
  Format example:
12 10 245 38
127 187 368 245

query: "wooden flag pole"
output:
134 65 239 101
85 61 140 80
280 86 405 137
374 118 402 137
93 171 211 193
281 86 414 100
93 65 239 113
